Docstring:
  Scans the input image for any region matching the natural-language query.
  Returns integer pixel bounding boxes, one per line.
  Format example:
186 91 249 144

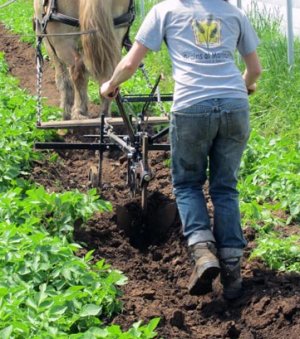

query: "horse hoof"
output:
72 112 88 120
88 111 100 119
63 113 72 120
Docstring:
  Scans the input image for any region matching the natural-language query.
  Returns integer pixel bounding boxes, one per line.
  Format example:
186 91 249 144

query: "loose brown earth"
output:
1 23 299 339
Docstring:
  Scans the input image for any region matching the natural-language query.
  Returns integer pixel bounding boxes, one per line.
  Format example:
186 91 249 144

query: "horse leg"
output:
55 62 74 120
45 40 74 120
69 53 89 120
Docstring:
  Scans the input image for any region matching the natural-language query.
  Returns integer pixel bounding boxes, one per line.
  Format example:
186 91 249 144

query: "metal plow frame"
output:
35 89 176 224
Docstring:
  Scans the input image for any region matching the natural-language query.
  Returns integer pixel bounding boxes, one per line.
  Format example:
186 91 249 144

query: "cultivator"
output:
35 76 177 228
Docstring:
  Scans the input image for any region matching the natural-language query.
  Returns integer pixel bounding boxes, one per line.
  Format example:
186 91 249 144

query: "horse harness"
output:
35 0 135 62
37 0 135 32
34 0 135 125
34 0 135 82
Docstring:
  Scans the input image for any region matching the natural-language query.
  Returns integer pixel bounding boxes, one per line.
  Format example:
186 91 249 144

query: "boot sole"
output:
188 262 220 295
223 287 243 300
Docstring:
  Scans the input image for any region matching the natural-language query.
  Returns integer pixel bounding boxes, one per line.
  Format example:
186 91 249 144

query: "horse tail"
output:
79 0 121 82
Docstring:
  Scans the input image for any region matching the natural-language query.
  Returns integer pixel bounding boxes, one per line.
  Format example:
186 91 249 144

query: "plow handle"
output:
115 94 135 143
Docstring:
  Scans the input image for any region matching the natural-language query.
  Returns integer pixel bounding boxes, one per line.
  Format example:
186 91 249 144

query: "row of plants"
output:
0 50 159 337
0 0 160 335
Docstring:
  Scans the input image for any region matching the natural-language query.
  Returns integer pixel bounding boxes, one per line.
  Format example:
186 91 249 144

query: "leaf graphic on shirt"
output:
210 26 218 39
197 21 206 34
192 19 221 48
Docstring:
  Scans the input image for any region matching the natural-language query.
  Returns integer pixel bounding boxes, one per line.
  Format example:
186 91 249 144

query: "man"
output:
101 0 262 299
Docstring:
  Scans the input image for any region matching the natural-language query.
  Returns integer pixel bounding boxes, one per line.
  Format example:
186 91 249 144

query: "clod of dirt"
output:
169 309 185 329
225 321 241 338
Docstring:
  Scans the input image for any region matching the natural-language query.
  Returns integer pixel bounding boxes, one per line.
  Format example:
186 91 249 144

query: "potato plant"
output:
0 38 159 339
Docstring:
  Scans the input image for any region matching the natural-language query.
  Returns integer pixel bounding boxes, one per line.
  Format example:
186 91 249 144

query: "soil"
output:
1 23 299 339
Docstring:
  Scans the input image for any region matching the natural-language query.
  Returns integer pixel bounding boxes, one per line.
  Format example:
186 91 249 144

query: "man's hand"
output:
100 82 119 99
247 83 257 95
242 51 262 95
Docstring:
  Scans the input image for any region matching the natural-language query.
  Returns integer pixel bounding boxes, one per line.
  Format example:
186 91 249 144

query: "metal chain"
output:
36 38 44 126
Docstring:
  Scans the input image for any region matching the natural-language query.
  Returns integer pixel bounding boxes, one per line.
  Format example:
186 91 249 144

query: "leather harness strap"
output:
114 0 135 28
40 0 135 31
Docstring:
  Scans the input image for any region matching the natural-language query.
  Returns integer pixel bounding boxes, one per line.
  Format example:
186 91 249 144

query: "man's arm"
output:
101 41 149 98
242 51 262 93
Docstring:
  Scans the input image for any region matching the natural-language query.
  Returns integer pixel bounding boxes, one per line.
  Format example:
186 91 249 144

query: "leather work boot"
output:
188 242 220 295
220 257 243 300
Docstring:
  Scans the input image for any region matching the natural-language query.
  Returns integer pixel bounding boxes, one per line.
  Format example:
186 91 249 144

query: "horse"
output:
33 0 134 120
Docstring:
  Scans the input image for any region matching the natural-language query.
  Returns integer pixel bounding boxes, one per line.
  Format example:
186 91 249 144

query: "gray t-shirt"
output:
135 0 259 111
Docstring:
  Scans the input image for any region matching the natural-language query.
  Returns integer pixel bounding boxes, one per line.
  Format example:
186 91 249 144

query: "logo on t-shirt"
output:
192 16 221 48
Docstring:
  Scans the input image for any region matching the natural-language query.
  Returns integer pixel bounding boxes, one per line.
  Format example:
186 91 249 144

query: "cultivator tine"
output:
98 113 106 188
141 134 150 215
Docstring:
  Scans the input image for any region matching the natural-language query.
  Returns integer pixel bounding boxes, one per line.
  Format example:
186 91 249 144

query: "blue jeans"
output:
170 98 249 258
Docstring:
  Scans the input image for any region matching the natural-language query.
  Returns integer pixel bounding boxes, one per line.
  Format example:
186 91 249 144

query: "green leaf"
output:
146 317 160 333
26 297 38 310
0 326 13 339
49 305 68 316
80 304 102 317
84 249 95 262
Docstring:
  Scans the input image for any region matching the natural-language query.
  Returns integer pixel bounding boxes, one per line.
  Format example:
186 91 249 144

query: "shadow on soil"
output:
114 192 178 249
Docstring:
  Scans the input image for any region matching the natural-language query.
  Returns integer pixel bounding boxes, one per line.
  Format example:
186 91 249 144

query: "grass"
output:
238 2 300 270
248 2 300 136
